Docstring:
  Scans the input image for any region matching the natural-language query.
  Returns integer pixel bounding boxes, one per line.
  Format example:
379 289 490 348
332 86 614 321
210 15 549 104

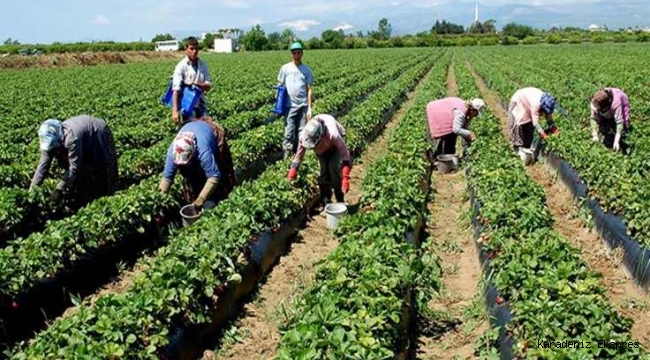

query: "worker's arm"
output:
29 151 53 190
195 148 221 206
171 63 184 123
451 109 472 140
160 146 177 193
194 61 212 92
57 139 82 191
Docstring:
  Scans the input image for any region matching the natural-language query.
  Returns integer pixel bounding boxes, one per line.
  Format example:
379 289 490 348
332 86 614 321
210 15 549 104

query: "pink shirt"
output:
292 114 351 168
509 87 549 126
590 88 630 127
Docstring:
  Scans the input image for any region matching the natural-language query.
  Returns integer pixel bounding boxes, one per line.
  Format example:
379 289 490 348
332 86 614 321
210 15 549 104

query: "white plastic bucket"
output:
518 148 535 166
436 154 458 173
324 203 348 230
180 204 202 227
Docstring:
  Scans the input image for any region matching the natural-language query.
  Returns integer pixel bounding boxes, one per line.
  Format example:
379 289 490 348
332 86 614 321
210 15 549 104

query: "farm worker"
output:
287 115 351 209
30 116 118 203
159 120 230 209
277 41 314 159
171 36 212 124
507 87 558 150
426 97 485 157
590 88 630 152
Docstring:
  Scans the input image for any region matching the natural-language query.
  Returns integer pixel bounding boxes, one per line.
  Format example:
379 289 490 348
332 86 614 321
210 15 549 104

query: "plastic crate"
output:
161 81 203 116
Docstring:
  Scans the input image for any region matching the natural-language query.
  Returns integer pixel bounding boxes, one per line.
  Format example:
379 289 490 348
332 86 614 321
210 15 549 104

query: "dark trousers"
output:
433 133 458 158
318 148 344 203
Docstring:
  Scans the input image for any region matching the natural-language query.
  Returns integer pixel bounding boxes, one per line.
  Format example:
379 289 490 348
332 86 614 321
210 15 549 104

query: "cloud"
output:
90 14 111 26
333 22 354 31
280 19 321 31
224 0 250 8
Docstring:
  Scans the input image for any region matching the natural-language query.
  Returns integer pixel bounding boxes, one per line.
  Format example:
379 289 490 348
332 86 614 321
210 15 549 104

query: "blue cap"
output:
540 93 556 114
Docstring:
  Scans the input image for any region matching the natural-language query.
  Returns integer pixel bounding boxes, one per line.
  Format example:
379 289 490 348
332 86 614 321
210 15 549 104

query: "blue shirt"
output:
163 121 220 182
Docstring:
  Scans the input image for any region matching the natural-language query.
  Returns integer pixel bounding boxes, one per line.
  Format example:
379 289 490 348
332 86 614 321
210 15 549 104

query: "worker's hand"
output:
172 109 180 125
192 198 205 209
549 124 560 135
469 132 477 141
306 107 312 121
50 189 62 203
540 131 548 140
341 165 351 194
341 177 350 194
287 168 298 181
591 133 599 142
613 141 620 152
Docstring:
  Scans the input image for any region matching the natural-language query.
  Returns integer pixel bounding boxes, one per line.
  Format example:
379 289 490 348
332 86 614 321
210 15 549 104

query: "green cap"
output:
289 42 303 51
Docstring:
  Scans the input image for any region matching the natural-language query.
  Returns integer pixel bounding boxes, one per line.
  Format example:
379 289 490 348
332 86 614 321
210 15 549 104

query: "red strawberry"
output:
495 295 504 305
12 301 19 309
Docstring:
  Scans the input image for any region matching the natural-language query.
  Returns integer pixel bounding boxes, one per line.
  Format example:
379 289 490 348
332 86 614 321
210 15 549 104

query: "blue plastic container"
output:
271 84 292 117
161 81 203 117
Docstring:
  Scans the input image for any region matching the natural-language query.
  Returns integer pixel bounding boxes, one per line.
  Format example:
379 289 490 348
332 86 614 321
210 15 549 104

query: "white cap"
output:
469 98 486 113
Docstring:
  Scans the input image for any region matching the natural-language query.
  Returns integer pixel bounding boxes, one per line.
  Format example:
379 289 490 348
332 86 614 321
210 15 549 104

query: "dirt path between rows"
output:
417 59 488 359
202 67 436 360
465 61 650 349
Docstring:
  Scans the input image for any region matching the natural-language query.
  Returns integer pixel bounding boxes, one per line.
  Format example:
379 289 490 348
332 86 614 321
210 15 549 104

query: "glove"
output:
50 189 62 203
306 107 312 121
591 133 599 142
287 167 298 181
159 178 172 193
195 178 219 207
469 132 477 141
341 165 351 194
549 124 559 135
540 131 548 140
613 133 621 152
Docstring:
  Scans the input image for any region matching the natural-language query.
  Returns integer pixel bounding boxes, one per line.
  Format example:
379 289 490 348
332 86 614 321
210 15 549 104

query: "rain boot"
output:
334 188 345 204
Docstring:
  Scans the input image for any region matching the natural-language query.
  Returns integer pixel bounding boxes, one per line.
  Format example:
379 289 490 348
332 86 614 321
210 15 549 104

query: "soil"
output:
466 61 650 349
202 66 436 360
416 58 488 360
0 51 180 69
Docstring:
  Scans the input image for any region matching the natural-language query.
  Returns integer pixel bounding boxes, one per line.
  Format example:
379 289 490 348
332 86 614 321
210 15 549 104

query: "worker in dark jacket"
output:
30 116 118 202
159 120 232 209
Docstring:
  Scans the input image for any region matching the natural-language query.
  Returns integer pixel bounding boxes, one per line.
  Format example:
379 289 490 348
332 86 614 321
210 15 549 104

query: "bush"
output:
591 34 606 43
568 35 583 44
522 36 539 45
457 37 478 46
637 32 650 42
501 36 519 45
613 34 630 43
547 34 562 44
479 37 499 46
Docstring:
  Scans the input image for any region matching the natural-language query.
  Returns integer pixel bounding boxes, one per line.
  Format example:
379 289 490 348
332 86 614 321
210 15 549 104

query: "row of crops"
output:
452 56 646 358
2 49 446 358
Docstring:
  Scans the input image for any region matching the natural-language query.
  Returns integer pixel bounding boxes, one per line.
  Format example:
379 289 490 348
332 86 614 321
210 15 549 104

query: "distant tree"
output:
547 34 563 44
502 23 534 40
356 30 365 38
370 18 392 40
501 36 520 45
279 29 296 50
241 25 269 51
483 19 497 34
267 32 281 50
151 33 174 43
306 36 324 49
431 20 464 35
637 32 650 42
321 29 345 48
202 33 215 49
469 21 484 34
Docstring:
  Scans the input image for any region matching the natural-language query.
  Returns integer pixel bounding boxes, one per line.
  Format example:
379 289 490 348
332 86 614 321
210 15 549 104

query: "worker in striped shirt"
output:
590 88 630 153
287 114 351 210
426 97 485 157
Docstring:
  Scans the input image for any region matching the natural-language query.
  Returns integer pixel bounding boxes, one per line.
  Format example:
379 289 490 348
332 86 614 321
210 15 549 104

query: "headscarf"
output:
540 93 556 115
38 119 64 152
172 132 197 165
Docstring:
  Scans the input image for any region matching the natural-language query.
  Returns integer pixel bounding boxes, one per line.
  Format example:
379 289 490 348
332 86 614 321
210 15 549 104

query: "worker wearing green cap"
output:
277 41 314 159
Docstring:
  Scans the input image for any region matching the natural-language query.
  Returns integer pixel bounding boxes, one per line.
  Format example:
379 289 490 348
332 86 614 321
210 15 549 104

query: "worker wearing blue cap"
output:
277 41 314 159
30 115 118 203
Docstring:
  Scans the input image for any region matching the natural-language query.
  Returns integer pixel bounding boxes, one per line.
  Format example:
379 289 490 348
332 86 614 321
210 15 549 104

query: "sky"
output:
0 0 630 44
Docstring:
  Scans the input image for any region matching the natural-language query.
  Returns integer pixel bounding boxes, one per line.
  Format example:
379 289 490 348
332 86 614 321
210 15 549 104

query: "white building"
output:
214 39 235 53
588 24 607 32
154 40 180 51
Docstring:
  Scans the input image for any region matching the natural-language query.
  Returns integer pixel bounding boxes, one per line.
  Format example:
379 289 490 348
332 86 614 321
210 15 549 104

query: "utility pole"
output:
475 4 479 23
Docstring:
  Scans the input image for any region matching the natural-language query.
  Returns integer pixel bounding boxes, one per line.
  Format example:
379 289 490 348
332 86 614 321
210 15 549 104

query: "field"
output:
1 44 650 359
